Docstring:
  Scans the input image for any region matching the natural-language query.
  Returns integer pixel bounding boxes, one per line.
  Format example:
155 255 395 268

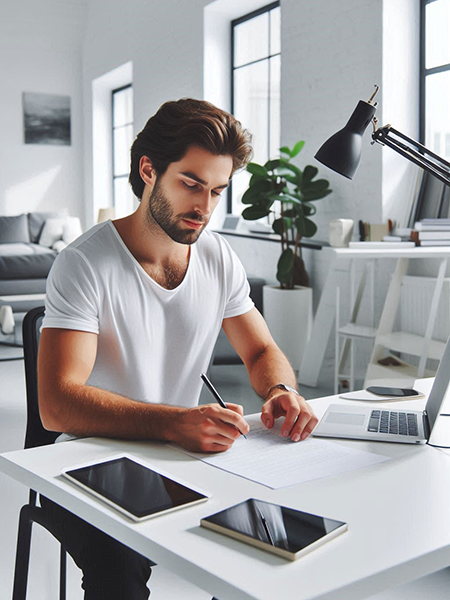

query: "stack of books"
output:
413 219 450 246
382 228 413 243
349 221 416 248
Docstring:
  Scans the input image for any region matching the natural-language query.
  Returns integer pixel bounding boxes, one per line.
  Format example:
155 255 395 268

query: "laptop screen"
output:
425 335 450 434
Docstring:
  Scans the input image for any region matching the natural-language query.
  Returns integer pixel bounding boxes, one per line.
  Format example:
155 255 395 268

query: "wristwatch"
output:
266 383 300 398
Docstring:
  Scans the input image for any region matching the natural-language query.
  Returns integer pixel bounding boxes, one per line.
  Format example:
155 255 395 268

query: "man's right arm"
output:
38 328 249 451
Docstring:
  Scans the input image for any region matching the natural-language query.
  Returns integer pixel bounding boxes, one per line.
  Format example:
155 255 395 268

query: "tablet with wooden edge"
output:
201 498 347 561
62 454 210 522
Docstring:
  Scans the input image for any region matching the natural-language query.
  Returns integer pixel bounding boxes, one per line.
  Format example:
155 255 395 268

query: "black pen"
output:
200 373 247 439
256 505 274 546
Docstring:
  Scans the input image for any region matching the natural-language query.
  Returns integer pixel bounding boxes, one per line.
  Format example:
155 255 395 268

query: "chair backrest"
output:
22 306 61 449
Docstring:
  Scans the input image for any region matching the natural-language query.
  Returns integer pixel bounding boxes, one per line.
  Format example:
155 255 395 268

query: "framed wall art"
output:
23 92 71 146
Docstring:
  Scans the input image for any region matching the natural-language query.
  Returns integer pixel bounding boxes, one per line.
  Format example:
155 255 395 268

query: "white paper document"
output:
174 414 390 489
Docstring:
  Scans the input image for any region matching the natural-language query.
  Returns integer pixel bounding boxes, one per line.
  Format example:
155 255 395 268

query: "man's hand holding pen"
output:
172 402 250 453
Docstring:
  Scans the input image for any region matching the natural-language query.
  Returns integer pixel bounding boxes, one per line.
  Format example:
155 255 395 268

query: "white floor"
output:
0 345 449 599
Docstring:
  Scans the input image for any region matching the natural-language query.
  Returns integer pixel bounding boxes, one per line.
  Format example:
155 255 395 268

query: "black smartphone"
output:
366 386 420 397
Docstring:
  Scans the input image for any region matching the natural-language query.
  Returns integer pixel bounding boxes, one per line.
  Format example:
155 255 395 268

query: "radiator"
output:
400 275 450 342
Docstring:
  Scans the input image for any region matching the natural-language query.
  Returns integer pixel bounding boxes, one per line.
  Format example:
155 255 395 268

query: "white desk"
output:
1 389 450 600
300 246 450 387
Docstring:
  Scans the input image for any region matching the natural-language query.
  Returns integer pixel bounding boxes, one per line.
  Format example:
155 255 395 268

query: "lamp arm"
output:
372 125 450 187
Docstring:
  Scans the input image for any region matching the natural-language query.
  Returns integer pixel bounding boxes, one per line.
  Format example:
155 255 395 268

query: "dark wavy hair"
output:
129 98 253 199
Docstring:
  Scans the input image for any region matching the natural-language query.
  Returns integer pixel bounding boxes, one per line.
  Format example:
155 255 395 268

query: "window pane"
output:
234 12 269 68
269 55 281 157
113 124 133 176
270 7 280 55
113 86 133 128
114 176 136 218
231 169 251 216
426 0 450 69
232 5 281 215
425 71 450 161
234 61 269 165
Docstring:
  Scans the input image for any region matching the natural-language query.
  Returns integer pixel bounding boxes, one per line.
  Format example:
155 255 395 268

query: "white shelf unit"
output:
376 332 446 362
335 260 377 393
364 356 436 385
364 257 449 387
300 246 450 389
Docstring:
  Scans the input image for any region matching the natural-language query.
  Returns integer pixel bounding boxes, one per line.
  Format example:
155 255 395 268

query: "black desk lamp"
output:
315 85 450 187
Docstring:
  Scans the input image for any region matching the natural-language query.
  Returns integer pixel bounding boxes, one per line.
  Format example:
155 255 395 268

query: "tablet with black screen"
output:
201 498 347 560
62 454 210 522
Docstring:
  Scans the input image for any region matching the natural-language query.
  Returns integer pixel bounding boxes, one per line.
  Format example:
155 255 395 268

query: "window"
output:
112 84 134 218
230 2 280 214
416 0 450 220
421 0 450 161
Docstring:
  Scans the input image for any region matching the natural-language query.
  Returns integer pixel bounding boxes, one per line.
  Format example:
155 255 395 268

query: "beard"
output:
146 177 208 245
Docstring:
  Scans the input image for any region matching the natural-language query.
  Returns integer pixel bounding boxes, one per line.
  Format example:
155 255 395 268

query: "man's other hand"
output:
173 403 249 453
261 391 318 442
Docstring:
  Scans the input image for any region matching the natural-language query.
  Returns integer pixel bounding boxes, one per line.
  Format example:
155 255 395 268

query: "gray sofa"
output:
0 213 60 296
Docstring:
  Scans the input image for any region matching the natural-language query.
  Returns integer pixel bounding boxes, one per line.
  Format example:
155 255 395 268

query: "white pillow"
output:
39 217 66 247
62 217 82 244
52 240 68 253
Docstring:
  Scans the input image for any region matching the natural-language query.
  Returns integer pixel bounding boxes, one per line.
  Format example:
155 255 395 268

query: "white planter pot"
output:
263 285 313 372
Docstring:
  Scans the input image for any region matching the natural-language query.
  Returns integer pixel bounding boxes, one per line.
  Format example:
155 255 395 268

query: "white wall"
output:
91 61 134 223
82 0 209 228
281 0 384 237
0 0 86 221
382 0 421 227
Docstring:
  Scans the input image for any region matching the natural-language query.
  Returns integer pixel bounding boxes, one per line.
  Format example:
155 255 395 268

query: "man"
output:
38 98 318 599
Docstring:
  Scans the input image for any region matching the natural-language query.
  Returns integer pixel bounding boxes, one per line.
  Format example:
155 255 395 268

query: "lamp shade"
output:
97 207 116 223
315 100 376 179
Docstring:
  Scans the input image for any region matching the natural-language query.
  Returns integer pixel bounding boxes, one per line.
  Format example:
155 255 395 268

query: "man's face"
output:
146 146 232 245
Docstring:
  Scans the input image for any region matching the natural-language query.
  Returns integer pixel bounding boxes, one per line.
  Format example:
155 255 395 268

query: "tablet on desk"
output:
201 498 347 561
61 454 210 522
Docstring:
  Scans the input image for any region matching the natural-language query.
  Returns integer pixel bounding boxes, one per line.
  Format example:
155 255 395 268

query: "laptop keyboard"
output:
368 410 419 436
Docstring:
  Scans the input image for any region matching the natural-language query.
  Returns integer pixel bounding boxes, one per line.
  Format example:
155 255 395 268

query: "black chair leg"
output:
59 545 67 600
12 508 33 600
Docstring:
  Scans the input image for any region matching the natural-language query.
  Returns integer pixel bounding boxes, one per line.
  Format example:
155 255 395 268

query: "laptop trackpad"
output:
326 412 365 426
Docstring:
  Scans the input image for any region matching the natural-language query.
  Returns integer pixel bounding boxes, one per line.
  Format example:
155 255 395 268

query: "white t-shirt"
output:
43 220 254 415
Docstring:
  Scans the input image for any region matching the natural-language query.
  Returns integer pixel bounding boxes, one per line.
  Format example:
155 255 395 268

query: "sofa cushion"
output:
0 278 47 295
0 214 30 243
28 210 68 243
62 216 83 244
0 243 56 279
39 217 67 247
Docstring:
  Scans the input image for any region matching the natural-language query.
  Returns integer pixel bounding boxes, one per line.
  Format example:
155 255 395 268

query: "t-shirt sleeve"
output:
42 248 100 333
221 236 255 319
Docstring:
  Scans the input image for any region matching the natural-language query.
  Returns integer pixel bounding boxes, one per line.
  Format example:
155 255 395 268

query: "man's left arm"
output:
222 308 318 441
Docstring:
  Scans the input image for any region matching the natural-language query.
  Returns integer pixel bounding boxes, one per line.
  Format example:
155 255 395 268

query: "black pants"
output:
40 496 153 599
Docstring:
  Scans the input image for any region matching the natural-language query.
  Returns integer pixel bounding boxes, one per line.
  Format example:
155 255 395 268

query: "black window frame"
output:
228 1 280 213
419 0 450 145
112 83 133 212
416 0 450 221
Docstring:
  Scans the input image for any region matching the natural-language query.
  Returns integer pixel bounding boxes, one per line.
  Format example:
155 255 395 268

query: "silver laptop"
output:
313 337 450 445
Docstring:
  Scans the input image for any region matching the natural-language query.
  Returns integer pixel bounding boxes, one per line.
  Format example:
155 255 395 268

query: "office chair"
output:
12 306 67 600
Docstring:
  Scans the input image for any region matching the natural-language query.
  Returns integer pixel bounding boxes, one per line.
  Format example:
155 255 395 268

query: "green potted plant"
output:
240 141 332 371
241 141 332 288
